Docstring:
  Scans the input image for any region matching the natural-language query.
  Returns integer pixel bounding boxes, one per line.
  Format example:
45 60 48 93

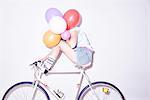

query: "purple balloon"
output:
61 31 71 40
45 8 63 23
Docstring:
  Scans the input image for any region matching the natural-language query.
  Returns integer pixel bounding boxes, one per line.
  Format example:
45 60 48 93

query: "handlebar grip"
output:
30 60 42 66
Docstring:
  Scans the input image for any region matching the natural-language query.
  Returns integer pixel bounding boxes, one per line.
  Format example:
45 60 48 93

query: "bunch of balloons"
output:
43 8 81 48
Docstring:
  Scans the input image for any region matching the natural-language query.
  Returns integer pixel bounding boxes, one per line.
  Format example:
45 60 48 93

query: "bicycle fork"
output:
82 70 101 100
31 80 39 100
31 71 43 100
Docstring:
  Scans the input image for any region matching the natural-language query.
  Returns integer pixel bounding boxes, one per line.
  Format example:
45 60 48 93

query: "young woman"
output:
41 27 94 74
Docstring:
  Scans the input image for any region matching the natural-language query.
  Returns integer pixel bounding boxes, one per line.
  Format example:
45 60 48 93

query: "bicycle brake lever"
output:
29 60 42 67
29 61 38 66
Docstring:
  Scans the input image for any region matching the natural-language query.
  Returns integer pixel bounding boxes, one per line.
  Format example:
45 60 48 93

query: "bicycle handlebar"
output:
29 60 42 66
30 60 49 74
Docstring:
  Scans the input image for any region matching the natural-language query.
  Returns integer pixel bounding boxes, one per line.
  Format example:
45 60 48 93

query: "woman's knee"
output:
52 45 60 51
58 40 66 46
58 40 69 50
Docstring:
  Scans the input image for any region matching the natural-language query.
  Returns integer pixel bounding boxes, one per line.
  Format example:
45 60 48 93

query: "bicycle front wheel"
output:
78 81 125 100
2 81 50 100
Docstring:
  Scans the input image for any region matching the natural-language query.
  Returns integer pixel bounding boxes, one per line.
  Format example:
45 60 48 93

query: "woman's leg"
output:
58 40 76 63
46 40 76 64
41 40 76 73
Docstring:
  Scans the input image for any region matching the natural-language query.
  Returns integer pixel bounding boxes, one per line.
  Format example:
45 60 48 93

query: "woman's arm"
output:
66 30 78 48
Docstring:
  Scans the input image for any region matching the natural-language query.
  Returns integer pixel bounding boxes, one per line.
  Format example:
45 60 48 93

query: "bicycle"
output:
2 61 125 100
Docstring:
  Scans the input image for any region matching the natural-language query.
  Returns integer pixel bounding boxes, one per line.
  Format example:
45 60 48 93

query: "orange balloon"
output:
43 30 61 48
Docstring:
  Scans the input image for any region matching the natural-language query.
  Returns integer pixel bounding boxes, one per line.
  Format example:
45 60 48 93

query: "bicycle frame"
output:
32 66 98 100
2 62 125 100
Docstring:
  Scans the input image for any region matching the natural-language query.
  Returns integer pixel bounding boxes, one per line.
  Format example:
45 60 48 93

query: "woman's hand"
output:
66 30 78 48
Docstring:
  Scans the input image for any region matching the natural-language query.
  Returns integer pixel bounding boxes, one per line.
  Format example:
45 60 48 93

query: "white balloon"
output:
49 16 67 34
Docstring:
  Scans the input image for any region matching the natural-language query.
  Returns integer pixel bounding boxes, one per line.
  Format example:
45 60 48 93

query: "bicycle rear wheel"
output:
78 81 125 100
2 81 50 100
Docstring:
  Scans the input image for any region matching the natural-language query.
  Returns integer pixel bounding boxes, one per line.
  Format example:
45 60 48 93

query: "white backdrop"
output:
0 0 150 99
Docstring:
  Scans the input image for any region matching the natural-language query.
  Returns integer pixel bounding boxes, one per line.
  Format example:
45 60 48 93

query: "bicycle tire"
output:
78 81 125 100
2 81 50 100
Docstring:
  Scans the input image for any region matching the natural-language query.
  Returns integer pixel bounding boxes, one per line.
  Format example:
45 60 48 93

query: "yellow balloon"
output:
43 30 61 48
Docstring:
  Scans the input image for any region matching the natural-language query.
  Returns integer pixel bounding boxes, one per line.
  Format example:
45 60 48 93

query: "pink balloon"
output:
61 31 71 40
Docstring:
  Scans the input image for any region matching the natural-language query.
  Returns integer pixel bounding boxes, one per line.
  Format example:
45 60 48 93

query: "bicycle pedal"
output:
54 89 65 99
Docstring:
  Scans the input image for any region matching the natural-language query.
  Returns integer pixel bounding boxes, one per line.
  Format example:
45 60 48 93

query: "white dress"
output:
69 27 94 52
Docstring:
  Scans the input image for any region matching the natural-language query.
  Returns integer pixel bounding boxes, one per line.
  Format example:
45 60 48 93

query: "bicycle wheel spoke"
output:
78 82 125 100
21 87 28 99
3 82 49 100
